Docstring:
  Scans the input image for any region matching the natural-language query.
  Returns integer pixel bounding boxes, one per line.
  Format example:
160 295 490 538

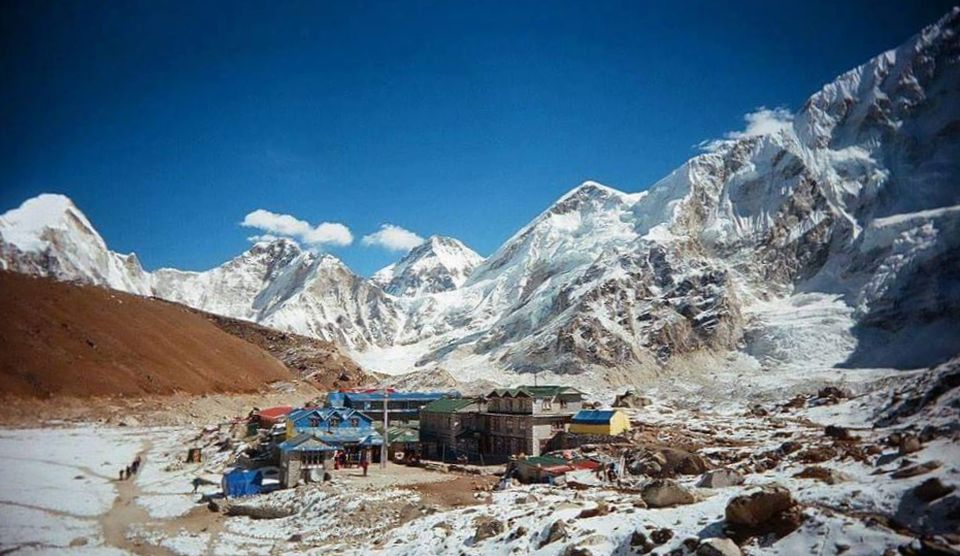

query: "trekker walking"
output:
192 477 202 493
119 469 125 481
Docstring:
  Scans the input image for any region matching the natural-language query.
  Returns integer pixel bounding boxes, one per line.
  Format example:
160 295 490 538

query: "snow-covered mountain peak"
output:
0 193 99 252
373 234 483 297
0 193 152 294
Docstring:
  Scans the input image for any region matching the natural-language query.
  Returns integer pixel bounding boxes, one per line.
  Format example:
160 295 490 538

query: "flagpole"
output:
381 388 389 470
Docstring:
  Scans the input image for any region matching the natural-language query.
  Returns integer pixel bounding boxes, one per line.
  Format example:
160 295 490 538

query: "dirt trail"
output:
99 441 174 555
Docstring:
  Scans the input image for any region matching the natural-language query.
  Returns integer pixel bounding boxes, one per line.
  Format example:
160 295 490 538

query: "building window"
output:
542 400 552 410
330 418 341 428
309 417 321 427
350 418 359 427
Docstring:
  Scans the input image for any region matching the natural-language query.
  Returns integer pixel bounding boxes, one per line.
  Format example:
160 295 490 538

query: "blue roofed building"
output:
282 407 384 476
569 409 631 436
285 407 374 439
328 390 460 424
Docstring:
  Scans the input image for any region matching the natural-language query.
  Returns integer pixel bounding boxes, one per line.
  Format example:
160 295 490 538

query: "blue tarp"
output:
571 410 617 424
222 469 263 497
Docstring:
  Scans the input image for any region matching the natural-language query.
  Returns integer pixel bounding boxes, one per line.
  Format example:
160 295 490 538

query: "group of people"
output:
118 455 142 481
331 449 371 476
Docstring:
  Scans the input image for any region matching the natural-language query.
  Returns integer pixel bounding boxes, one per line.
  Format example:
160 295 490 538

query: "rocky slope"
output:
2 9 958 386
183 307 374 391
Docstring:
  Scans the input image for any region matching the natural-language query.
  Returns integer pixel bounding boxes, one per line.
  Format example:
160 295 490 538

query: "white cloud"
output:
361 224 424 252
699 106 794 152
241 209 353 247
246 233 280 243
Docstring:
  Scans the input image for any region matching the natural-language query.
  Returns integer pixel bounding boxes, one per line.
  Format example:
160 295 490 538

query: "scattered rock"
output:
225 502 295 519
697 537 742 556
473 516 505 542
817 386 849 401
577 501 610 519
793 466 849 485
507 526 528 541
825 425 855 441
919 425 941 443
287 533 303 543
779 441 802 455
641 479 696 508
783 395 806 410
898 434 922 455
614 390 651 408
69 538 89 547
630 530 654 553
698 468 744 489
891 460 942 479
651 528 674 544
541 520 569 547
914 477 955 502
562 546 594 556
796 446 838 464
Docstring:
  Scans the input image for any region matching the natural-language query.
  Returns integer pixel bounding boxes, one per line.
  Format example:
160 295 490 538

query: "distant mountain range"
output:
2 9 959 387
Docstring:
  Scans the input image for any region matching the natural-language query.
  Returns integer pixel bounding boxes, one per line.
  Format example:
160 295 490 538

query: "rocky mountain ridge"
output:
2 9 959 387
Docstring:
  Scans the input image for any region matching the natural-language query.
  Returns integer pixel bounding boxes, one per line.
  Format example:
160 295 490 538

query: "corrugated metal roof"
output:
343 391 457 402
520 455 569 467
279 432 336 452
293 428 384 446
487 385 583 399
387 427 420 443
422 398 477 413
571 409 618 424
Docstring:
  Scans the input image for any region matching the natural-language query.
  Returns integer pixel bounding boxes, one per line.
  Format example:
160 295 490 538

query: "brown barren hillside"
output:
181 307 374 390
0 271 293 397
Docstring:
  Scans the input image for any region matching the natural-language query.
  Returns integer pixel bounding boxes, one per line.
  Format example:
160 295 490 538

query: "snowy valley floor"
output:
0 364 958 556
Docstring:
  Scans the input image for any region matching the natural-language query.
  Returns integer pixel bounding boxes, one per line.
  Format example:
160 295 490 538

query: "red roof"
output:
259 406 293 422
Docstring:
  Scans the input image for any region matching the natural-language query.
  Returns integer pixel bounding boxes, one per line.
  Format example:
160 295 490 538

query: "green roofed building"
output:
420 397 483 462
416 385 586 463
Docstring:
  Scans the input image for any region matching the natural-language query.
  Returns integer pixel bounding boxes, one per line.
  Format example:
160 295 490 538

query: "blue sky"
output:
1 1 954 276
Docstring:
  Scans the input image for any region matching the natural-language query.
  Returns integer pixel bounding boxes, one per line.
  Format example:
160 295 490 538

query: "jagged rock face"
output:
260 255 404 351
1 10 959 383
372 236 483 297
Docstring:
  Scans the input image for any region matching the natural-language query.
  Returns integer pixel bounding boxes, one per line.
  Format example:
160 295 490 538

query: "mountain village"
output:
1 6 959 556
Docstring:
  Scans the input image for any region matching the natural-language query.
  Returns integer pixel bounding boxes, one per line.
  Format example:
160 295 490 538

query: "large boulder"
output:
641 479 696 508
698 468 744 488
724 485 803 542
914 477 955 502
725 485 795 528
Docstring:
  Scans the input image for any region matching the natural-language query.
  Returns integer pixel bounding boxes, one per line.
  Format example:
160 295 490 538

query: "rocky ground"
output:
1 359 957 555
